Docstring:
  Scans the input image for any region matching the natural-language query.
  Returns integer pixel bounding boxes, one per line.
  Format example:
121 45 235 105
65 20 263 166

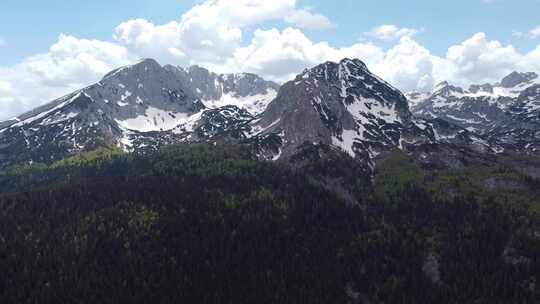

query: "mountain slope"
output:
1 57 539 171
409 72 540 154
166 65 279 115
0 59 278 170
0 143 539 303
488 84 540 153
254 58 491 163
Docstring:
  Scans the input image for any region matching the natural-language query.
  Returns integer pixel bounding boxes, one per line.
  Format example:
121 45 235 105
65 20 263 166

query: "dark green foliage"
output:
0 144 538 303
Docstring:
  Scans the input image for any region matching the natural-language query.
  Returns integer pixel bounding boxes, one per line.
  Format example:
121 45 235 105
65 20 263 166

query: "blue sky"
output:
1 0 540 119
1 0 539 65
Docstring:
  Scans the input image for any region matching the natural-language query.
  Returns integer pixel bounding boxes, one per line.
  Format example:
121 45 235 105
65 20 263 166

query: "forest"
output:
0 144 538 303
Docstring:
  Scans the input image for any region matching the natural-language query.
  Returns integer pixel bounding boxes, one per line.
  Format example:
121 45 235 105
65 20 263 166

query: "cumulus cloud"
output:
530 26 540 38
208 27 382 82
113 19 186 64
284 7 336 30
445 32 522 84
0 34 135 119
512 25 540 40
365 24 424 42
372 37 437 91
113 0 334 65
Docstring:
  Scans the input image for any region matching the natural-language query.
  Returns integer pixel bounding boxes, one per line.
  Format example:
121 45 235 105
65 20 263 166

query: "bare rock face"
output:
487 84 540 153
501 71 538 88
0 59 278 170
0 59 203 167
409 71 540 154
253 59 488 163
256 58 413 159
165 65 279 115
1 57 539 171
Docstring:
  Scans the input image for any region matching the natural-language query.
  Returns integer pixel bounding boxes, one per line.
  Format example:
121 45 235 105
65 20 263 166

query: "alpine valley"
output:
1 58 540 304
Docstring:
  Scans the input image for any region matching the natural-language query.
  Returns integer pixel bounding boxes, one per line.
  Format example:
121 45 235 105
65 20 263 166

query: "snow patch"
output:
202 89 277 115
332 129 357 157
115 107 199 132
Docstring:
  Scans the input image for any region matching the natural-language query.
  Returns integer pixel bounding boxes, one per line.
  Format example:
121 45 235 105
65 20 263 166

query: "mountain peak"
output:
296 58 373 85
501 71 538 88
433 81 449 91
432 81 464 96
340 58 368 70
257 57 414 160
137 58 161 67
102 58 162 81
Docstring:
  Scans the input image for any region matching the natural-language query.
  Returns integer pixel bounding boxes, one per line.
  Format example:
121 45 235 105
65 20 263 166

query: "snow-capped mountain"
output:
405 91 431 110
487 84 540 153
1 57 538 171
0 59 278 169
165 65 279 115
252 58 491 162
410 72 540 135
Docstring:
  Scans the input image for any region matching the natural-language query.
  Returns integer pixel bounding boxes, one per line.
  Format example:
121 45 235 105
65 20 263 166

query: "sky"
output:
1 0 540 119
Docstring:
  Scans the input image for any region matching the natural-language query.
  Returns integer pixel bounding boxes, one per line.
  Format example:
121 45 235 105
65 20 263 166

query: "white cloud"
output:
114 19 186 64
113 0 334 65
530 26 540 38
214 27 383 82
445 32 522 85
365 24 423 42
219 29 523 92
0 38 5 47
512 25 540 39
372 37 437 91
284 7 336 30
0 34 135 119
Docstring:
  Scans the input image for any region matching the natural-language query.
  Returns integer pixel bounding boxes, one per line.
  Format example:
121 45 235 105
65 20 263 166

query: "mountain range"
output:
408 71 540 153
1 57 539 173
1 57 540 303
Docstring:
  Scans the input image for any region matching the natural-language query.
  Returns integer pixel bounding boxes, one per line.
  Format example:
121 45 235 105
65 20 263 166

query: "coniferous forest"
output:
0 144 539 303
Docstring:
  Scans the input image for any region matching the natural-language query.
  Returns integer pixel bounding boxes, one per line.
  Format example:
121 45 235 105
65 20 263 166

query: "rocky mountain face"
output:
253 59 491 163
0 59 278 169
409 72 540 152
165 65 279 115
487 84 540 153
0 57 539 171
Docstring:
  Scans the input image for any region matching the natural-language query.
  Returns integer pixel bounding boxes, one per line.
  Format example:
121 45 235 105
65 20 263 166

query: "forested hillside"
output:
0 144 538 303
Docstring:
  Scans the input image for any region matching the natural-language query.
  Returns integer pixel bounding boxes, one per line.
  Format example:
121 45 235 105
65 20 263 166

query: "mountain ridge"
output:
0 58 539 172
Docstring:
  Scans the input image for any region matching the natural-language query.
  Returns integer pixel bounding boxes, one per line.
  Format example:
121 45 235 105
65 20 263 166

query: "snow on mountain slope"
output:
253 58 486 162
487 84 540 153
0 57 537 170
405 91 431 110
0 59 278 169
410 72 540 134
202 89 278 116
165 65 280 115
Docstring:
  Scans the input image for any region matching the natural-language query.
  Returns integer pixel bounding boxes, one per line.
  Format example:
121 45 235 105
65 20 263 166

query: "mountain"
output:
1 143 539 304
165 65 279 115
253 59 491 163
1 58 540 303
409 72 540 150
0 59 278 170
487 84 540 153
1 57 539 172
412 81 510 134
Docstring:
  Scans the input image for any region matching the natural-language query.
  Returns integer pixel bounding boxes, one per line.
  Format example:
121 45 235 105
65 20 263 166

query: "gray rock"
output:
0 59 277 169
501 71 538 88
